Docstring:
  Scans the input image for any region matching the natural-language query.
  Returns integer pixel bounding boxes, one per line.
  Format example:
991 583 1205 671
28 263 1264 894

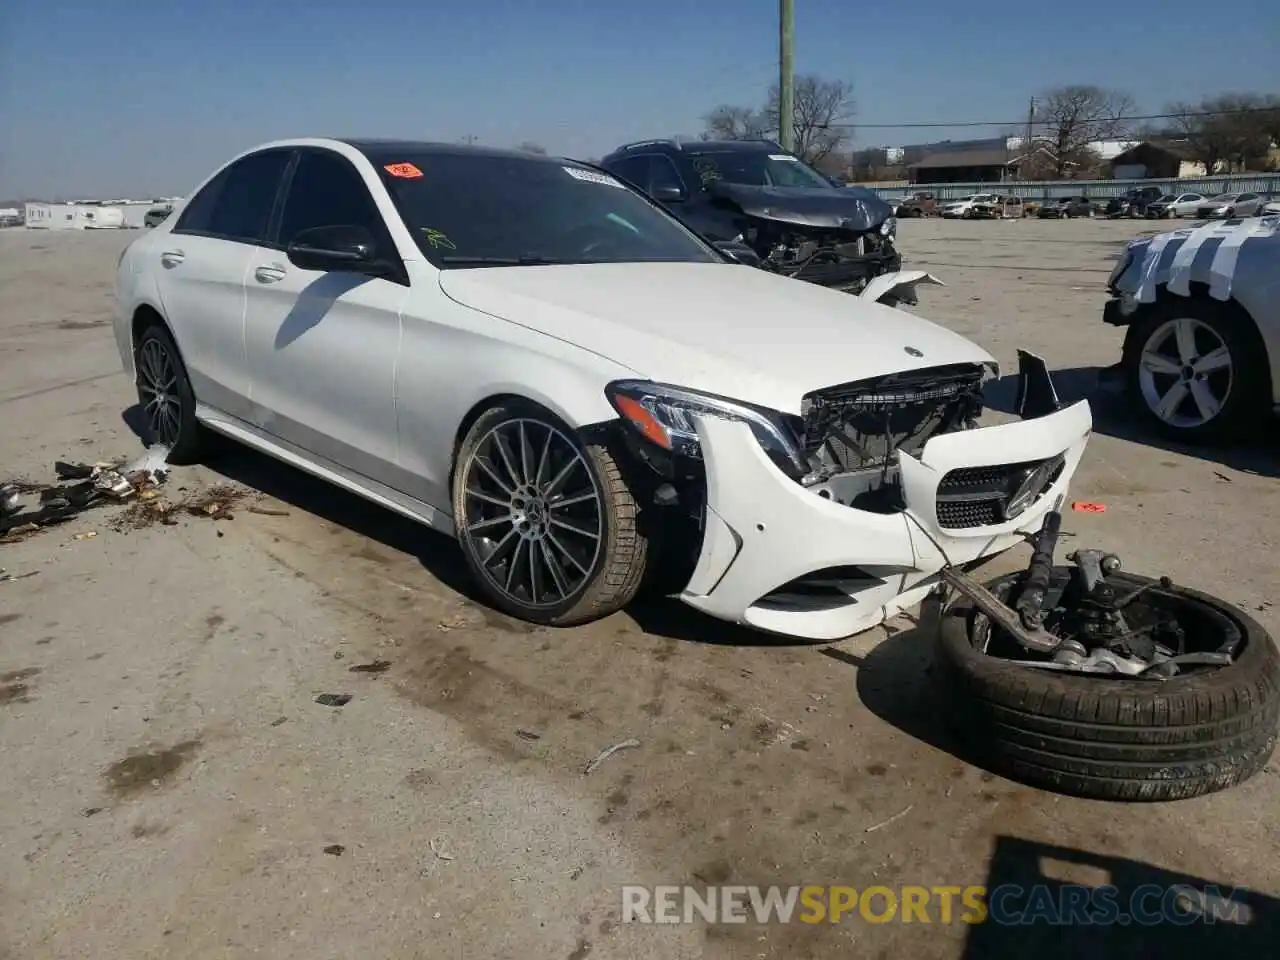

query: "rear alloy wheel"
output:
135 324 206 464
452 402 648 626
1122 298 1266 443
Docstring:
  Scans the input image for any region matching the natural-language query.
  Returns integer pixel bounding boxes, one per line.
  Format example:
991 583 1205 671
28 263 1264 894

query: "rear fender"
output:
860 270 945 307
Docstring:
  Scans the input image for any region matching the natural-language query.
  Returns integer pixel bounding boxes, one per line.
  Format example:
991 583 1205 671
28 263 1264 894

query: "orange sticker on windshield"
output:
384 162 423 179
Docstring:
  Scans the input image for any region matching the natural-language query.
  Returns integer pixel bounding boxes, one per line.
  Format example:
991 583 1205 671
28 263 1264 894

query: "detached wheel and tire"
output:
452 401 648 626
134 323 207 464
935 569 1280 801
1121 296 1268 443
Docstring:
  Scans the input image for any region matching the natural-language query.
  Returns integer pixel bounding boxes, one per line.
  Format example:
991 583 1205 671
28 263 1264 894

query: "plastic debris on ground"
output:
1 447 262 542
0 446 172 541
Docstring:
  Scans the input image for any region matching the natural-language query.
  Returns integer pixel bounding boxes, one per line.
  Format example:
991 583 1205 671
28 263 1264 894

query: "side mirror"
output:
286 224 386 274
713 240 761 267
651 184 686 204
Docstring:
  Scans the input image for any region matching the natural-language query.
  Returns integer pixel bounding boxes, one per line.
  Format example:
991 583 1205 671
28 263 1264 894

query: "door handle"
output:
160 250 185 268
254 263 287 284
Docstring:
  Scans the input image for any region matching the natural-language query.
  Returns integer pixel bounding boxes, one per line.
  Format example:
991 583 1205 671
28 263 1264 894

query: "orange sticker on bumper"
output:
1071 501 1107 513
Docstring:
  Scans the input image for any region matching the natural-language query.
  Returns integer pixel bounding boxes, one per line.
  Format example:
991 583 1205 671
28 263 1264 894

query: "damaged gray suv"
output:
599 139 927 306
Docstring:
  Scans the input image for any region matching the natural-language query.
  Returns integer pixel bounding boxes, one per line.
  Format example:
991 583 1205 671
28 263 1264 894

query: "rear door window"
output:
177 150 291 243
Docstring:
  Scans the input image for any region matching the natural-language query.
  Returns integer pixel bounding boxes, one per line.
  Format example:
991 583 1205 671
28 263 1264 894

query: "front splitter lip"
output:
677 398 1093 641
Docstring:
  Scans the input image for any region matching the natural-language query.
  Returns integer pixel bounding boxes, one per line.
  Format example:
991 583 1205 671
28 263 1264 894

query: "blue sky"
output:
2 0 1277 199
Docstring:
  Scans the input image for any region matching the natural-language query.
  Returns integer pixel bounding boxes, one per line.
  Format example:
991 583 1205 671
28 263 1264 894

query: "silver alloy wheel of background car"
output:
1137 316 1234 429
137 337 183 445
458 417 605 609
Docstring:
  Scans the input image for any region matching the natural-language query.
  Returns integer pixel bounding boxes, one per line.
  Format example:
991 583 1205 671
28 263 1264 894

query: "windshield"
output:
376 153 720 267
682 150 832 190
1210 194 1237 202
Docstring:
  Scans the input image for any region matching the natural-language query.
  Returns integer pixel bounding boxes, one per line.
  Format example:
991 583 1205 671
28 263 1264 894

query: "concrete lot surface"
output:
2 219 1279 959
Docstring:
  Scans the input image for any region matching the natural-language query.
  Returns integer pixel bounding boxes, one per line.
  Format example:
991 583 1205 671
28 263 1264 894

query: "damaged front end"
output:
708 181 907 300
607 352 1091 639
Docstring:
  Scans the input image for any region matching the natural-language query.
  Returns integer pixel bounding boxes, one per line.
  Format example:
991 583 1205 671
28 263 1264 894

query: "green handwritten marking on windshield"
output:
606 212 640 234
421 228 456 250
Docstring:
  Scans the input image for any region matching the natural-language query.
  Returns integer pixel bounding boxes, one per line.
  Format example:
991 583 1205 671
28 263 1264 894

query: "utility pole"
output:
1021 97 1036 181
778 0 795 152
460 135 478 145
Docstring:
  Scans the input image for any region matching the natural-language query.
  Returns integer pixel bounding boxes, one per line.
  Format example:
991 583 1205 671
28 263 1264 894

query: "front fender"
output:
860 270 945 307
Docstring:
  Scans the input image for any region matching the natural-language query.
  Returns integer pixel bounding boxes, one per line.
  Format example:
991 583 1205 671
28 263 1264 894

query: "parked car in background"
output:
599 139 912 300
1037 197 1093 219
113 137 1092 640
971 195 1023 219
1261 194 1280 216
1103 216 1279 442
144 205 173 228
895 192 938 218
1104 186 1164 219
1196 193 1264 219
940 194 1000 219
1145 192 1204 219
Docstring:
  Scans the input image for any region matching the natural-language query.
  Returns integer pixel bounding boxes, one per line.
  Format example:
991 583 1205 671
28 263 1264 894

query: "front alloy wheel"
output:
452 402 648 626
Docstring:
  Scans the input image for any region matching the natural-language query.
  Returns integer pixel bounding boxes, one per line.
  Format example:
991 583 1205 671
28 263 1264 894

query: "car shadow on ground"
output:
818 592 987 770
121 405 828 648
962 835 1280 958
984 366 1280 479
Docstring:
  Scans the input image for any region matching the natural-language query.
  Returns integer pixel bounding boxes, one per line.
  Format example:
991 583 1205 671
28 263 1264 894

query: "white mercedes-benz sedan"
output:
113 138 1092 641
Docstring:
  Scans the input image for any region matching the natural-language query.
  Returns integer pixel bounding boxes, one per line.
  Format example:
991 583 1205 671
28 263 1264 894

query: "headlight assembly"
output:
605 380 807 478
880 216 897 237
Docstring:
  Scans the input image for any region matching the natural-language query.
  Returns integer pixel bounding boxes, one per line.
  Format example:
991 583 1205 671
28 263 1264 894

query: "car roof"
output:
233 137 575 167
604 138 783 160
340 138 568 164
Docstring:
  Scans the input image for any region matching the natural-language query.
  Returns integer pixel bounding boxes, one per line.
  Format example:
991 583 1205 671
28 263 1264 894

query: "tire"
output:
962 208 974 220
134 323 207 465
451 400 648 627
935 569 1280 801
1121 295 1269 443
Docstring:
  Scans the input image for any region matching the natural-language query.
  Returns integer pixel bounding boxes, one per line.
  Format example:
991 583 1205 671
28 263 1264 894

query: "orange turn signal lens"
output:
614 395 671 450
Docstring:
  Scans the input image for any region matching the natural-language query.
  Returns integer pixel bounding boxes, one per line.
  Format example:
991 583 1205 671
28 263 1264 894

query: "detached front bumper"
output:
678 379 1092 641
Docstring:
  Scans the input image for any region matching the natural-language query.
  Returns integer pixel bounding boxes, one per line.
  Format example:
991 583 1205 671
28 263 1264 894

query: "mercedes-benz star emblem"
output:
1002 459 1059 521
904 346 924 357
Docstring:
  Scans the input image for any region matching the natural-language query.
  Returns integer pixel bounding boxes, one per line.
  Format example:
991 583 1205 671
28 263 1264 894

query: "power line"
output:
821 106 1275 130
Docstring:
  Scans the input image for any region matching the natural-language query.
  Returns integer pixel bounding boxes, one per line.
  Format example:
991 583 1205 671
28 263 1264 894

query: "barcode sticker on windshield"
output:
768 154 799 161
563 166 625 188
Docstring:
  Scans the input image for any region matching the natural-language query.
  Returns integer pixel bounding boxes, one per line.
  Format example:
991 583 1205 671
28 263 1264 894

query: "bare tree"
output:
1034 85 1136 178
700 105 770 141
764 75 854 166
1167 94 1274 173
700 75 855 166
516 141 548 155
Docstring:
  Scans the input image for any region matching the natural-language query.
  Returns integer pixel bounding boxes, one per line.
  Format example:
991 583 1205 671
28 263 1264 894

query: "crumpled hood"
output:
706 180 893 232
437 261 993 414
